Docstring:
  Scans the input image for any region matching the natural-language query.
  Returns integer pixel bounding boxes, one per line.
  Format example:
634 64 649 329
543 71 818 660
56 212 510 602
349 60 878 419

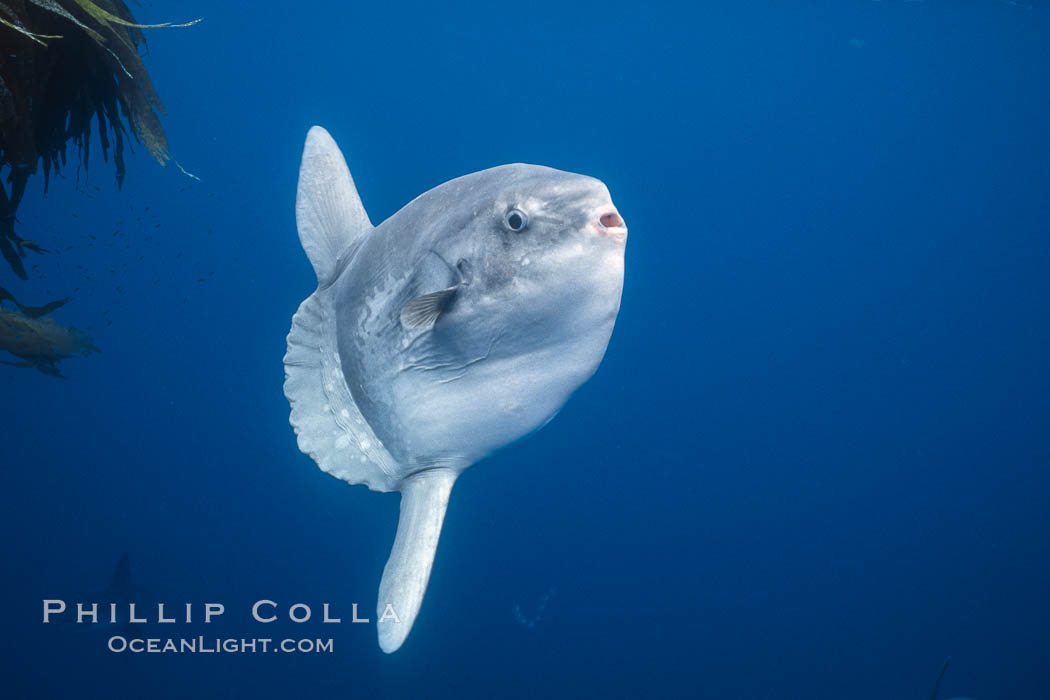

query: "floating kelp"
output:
0 284 98 377
0 0 197 278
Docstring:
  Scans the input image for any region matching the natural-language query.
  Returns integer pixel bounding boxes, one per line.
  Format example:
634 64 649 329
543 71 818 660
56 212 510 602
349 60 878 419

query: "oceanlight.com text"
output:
107 636 334 654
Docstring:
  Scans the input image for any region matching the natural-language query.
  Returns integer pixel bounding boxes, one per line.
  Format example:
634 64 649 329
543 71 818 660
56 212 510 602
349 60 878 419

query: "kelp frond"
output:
25 0 105 45
0 9 62 45
69 0 200 30
0 0 198 278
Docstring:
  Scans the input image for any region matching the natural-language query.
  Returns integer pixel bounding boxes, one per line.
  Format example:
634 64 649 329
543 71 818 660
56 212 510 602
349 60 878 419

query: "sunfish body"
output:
284 127 627 653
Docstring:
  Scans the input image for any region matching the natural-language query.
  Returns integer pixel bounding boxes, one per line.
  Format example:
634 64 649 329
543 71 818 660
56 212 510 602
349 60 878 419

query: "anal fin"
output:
377 469 457 653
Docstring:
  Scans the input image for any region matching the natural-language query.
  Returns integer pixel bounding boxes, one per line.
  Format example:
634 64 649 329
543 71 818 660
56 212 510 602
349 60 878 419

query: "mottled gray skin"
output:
337 164 625 474
284 126 626 653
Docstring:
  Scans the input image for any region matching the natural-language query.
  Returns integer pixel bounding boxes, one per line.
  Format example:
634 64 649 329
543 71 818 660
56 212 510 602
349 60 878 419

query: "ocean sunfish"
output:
284 126 627 653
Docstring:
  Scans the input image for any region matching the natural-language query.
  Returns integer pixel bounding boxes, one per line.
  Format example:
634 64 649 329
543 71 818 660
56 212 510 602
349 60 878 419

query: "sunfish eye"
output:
504 208 528 232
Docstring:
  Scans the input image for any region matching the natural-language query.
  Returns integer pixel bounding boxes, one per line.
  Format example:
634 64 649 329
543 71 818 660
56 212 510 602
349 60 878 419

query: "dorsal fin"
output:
0 286 69 318
295 126 372 287
20 297 70 319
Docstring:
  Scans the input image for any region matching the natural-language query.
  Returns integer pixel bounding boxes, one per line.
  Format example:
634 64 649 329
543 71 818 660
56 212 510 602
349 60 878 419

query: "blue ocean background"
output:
2 1 1048 698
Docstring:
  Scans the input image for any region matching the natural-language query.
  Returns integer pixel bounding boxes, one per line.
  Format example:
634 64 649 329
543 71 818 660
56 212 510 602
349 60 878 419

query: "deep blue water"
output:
2 1 1049 698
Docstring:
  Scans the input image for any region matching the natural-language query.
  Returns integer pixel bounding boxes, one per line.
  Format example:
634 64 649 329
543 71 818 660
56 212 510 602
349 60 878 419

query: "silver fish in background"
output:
0 287 98 378
284 126 627 653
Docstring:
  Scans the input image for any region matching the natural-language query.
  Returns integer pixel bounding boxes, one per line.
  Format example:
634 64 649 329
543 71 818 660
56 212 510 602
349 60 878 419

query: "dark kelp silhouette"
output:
0 285 98 377
0 1 197 278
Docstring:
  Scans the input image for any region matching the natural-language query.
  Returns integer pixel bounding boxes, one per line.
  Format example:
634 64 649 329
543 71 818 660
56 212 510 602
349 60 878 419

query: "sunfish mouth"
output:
594 205 628 241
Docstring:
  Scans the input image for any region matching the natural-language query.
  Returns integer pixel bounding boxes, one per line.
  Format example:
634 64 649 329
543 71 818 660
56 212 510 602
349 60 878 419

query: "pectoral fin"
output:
399 287 457 329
